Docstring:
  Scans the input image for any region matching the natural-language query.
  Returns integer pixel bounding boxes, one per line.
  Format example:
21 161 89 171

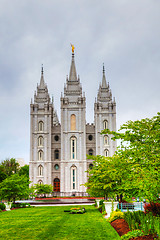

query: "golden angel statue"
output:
70 44 75 53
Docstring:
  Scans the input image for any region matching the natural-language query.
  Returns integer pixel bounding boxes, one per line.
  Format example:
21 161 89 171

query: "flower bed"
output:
64 207 86 214
111 219 156 240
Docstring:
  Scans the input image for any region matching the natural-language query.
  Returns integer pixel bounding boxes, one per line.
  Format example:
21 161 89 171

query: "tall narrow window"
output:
71 137 77 159
38 165 43 176
104 149 108 157
104 135 109 145
38 150 43 161
71 114 76 130
103 120 108 130
71 166 76 190
88 149 93 156
38 121 44 131
54 149 59 160
38 136 43 146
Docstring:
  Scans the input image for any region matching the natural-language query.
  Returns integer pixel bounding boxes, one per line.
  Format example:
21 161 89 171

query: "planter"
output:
4 202 12 211
96 199 103 208
104 201 118 218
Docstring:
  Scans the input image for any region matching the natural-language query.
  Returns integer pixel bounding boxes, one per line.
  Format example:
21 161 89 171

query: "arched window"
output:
103 120 108 130
38 150 43 161
38 121 44 131
71 114 76 131
38 180 43 185
88 149 93 156
38 136 43 146
104 149 109 157
71 137 77 159
89 163 93 169
54 149 59 160
104 135 109 145
71 165 76 190
38 165 43 176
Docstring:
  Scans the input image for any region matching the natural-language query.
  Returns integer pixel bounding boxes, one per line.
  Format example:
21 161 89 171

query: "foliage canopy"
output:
0 174 30 203
85 113 160 202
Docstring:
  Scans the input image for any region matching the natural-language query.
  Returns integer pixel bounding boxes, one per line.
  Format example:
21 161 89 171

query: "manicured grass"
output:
0 205 121 240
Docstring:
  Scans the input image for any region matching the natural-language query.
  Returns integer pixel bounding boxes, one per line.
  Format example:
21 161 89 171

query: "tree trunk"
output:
120 194 123 202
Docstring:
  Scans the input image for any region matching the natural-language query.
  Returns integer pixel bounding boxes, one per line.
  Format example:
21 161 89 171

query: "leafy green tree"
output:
35 184 53 197
29 185 36 199
84 154 136 200
102 113 160 202
0 169 7 183
0 174 29 203
19 165 29 181
0 158 20 176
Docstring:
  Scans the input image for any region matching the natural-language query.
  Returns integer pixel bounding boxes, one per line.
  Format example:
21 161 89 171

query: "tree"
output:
19 165 29 181
29 185 36 199
101 113 160 202
84 154 136 200
0 158 20 176
35 184 53 197
0 174 29 203
0 169 7 183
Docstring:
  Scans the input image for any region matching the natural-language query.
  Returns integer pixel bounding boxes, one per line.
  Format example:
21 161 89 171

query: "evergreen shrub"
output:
0 203 6 210
11 203 31 209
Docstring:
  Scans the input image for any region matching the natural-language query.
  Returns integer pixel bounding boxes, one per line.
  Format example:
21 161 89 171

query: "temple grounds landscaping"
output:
0 205 120 240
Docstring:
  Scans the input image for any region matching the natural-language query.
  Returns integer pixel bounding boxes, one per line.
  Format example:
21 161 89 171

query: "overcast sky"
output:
0 0 160 164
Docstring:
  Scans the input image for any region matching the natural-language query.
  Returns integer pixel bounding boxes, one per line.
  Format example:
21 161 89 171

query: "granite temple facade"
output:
29 50 116 196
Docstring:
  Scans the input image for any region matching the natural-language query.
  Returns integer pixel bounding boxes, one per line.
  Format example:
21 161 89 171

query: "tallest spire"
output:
40 64 45 88
102 64 107 88
69 44 77 81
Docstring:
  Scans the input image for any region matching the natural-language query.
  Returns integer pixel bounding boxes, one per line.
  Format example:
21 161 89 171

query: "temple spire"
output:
69 44 77 81
102 64 107 88
40 64 45 88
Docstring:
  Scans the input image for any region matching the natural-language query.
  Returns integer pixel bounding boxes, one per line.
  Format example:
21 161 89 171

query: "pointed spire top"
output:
102 64 107 88
41 64 44 75
40 64 45 88
69 44 77 81
103 63 105 74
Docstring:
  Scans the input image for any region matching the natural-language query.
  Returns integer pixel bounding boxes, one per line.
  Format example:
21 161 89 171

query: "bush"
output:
102 211 107 215
144 202 160 216
98 201 105 213
0 203 6 210
124 210 158 236
11 202 31 209
108 210 124 223
94 200 97 207
121 229 144 240
99 199 104 205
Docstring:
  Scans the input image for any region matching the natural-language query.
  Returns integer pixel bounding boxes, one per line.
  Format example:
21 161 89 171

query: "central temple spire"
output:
69 44 77 81
102 64 107 88
40 64 45 88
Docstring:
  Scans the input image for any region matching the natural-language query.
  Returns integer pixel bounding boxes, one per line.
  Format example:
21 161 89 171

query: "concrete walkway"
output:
31 203 93 207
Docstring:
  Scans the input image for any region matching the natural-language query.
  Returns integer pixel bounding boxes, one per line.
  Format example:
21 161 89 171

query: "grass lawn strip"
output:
0 205 120 240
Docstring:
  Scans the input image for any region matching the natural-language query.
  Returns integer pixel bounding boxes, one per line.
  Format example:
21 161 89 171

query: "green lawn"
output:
0 205 120 240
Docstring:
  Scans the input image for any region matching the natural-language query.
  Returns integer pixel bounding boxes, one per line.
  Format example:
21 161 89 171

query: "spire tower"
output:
69 45 77 81
102 64 107 88
40 64 45 88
